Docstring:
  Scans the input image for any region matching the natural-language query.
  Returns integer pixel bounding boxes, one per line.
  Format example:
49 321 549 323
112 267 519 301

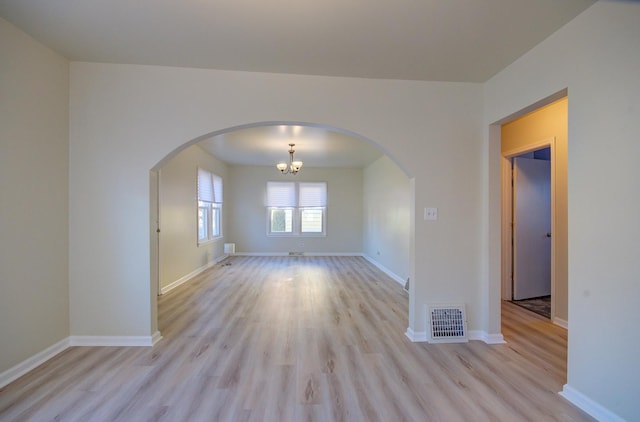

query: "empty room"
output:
1 1 639 421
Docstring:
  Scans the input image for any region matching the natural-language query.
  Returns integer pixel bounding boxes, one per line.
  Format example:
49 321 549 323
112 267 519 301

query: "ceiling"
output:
0 0 595 83
0 0 595 168
199 124 383 169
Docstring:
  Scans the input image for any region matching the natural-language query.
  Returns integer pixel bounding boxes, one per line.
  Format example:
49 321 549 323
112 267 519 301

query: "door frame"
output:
501 137 556 319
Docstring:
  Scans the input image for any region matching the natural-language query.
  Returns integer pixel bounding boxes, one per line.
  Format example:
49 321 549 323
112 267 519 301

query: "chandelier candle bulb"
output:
276 143 303 175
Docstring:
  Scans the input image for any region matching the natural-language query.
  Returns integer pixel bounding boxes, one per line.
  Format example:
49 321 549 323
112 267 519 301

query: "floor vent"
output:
427 304 468 343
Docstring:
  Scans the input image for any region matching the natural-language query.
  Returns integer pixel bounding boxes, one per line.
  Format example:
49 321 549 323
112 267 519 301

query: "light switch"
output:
424 207 438 221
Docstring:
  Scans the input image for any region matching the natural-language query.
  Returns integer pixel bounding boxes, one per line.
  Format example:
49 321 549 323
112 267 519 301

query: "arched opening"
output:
149 121 414 338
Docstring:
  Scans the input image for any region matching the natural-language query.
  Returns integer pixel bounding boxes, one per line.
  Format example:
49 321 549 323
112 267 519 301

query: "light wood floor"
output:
0 256 592 421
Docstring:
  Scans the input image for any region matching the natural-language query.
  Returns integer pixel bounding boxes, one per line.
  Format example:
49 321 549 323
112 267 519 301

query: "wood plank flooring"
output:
0 256 593 421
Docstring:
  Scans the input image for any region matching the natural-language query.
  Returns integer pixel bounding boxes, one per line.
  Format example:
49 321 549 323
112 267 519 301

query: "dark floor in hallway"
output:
513 295 551 318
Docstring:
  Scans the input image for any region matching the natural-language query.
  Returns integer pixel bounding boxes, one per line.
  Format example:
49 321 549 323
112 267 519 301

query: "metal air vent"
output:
427 304 468 343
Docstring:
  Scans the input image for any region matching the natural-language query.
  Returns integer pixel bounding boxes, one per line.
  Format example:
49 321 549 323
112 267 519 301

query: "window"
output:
270 208 293 233
197 168 223 244
266 181 327 236
301 208 323 233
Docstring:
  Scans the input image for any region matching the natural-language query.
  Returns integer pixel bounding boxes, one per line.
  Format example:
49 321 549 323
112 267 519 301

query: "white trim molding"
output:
0 338 71 389
235 252 362 257
160 254 228 295
301 252 362 257
553 317 568 329
68 335 159 347
405 327 428 342
405 328 505 345
0 332 164 389
560 384 625 422
468 330 506 344
362 254 406 286
151 331 163 345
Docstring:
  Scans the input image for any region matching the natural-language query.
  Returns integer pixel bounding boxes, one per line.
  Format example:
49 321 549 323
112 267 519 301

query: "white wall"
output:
0 18 69 373
68 63 483 340
484 2 640 420
363 156 410 283
227 165 363 254
158 145 229 291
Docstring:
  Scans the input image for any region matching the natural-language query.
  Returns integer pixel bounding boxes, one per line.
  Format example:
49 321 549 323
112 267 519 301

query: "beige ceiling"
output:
0 0 595 82
199 124 384 169
0 0 595 168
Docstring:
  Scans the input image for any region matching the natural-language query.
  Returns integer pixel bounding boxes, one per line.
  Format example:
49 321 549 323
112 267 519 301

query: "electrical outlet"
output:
424 207 438 221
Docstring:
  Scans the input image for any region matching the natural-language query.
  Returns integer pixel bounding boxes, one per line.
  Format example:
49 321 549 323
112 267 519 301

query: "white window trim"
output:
266 181 327 237
267 207 295 236
198 202 223 245
299 207 326 236
197 168 223 245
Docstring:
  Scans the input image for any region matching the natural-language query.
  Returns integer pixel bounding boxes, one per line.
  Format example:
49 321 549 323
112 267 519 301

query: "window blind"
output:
299 182 327 207
198 168 222 203
266 182 296 207
198 168 213 202
212 174 223 203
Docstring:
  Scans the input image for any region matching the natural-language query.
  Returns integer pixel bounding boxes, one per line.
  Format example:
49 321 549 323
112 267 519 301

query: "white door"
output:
513 157 551 300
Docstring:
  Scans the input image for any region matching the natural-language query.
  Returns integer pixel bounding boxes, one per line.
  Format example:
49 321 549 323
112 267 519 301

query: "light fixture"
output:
276 143 303 175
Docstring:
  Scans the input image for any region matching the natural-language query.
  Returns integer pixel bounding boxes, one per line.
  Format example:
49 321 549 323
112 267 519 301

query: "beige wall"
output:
160 148 408 285
158 145 229 291
68 63 483 339
227 165 364 254
362 156 410 283
485 2 640 419
3 2 639 418
501 97 568 322
0 18 69 373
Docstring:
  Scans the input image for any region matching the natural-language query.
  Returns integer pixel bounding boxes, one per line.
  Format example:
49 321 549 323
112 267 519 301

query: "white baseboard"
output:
1 332 163 389
304 252 362 256
234 252 286 256
0 337 71 389
151 331 163 345
405 329 506 345
68 335 159 347
405 327 428 342
362 254 406 286
560 384 625 422
468 330 506 344
553 317 568 329
235 252 362 257
160 254 228 295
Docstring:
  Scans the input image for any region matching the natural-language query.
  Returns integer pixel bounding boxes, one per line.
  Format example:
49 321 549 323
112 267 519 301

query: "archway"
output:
149 121 414 338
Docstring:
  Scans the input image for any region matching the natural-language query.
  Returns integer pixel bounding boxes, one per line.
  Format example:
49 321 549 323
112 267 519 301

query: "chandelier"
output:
276 143 303 175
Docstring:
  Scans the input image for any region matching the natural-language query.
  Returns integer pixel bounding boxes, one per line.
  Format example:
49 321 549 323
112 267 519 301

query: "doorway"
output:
511 148 551 318
502 140 555 320
499 95 568 328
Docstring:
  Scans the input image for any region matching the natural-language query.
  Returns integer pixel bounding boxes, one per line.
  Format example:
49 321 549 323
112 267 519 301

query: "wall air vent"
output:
427 304 468 343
